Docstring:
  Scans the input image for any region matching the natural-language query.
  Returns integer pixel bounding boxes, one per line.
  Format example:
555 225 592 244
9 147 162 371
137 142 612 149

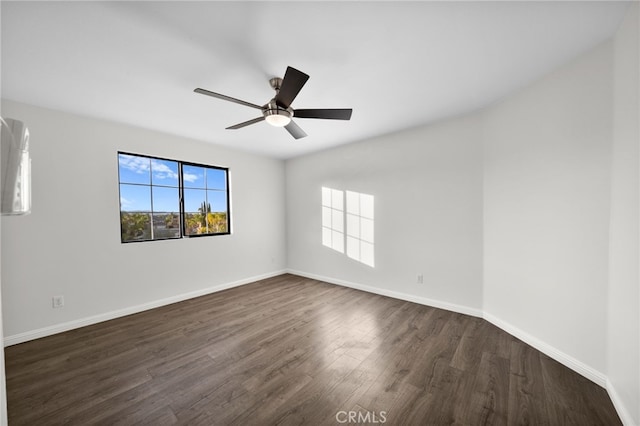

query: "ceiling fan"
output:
194 66 352 139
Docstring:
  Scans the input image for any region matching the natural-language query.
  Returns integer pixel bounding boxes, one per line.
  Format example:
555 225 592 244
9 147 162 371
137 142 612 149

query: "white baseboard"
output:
293 269 634 423
3 270 286 347
287 269 483 318
288 269 611 389
482 312 607 388
606 379 637 426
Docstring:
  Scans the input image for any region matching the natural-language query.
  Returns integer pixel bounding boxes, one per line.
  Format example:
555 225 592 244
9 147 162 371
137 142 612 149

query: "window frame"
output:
118 151 231 243
180 159 231 239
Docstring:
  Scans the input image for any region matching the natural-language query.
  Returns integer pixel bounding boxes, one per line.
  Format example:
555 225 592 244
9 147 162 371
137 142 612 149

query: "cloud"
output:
119 154 150 174
151 160 179 181
183 172 198 183
120 154 200 184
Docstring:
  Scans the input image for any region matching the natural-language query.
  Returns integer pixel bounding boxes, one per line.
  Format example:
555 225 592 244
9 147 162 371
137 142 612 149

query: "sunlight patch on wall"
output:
322 187 344 253
322 187 374 267
346 191 375 267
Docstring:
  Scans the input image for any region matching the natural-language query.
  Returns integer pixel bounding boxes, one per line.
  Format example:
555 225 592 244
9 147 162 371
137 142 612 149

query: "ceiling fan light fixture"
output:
264 100 292 127
264 112 291 127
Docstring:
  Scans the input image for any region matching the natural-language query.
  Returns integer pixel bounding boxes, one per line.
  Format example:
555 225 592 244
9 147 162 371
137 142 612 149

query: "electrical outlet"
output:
417 274 424 284
52 295 64 309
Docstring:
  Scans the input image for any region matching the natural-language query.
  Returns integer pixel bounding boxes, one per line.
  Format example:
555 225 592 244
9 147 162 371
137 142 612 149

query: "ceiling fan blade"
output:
284 121 307 139
194 88 263 110
275 67 309 108
294 109 353 120
226 116 265 130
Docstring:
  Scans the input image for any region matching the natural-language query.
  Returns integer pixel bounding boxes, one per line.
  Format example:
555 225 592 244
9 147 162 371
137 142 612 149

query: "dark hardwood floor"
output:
5 274 620 425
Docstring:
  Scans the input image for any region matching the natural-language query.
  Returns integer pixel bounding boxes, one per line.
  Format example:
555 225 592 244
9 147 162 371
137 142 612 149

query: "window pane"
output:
151 159 179 187
121 212 151 242
206 168 227 190
152 186 179 213
152 213 180 239
205 211 228 234
183 189 208 235
183 165 205 188
184 212 205 236
184 188 228 235
184 188 207 212
207 190 228 212
119 184 151 211
118 154 150 185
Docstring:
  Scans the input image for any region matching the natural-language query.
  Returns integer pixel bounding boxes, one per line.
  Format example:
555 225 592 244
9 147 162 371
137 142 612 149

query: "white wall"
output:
0 100 286 342
608 3 640 424
287 23 629 408
0 4 8 422
1 6 638 424
0 212 5 426
286 114 484 315
287 40 615 383
483 41 613 381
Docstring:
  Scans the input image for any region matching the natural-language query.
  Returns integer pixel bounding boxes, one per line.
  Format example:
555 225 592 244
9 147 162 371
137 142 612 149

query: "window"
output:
322 187 375 267
322 187 344 253
182 163 229 236
118 152 230 243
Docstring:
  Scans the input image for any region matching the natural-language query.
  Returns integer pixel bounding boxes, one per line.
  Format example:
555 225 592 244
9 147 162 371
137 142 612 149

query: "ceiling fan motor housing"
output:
263 99 293 126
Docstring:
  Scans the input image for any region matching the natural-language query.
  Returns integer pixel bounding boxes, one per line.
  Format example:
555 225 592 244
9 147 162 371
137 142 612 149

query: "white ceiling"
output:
1 1 630 159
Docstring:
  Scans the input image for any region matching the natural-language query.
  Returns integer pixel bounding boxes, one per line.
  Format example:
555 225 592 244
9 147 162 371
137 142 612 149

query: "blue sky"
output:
118 154 227 213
